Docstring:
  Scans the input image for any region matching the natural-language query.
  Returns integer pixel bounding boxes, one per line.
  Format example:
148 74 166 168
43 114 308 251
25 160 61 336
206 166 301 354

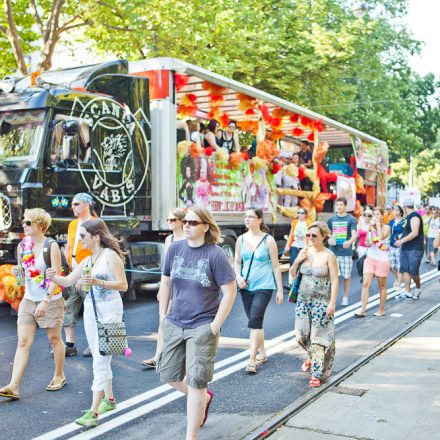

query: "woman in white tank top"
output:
47 218 128 428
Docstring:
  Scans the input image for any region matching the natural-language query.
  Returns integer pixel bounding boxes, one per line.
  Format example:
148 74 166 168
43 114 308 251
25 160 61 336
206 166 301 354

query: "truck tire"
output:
221 236 236 264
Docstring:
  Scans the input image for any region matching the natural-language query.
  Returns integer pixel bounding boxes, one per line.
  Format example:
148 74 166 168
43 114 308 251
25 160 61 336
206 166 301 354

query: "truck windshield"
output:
0 110 45 165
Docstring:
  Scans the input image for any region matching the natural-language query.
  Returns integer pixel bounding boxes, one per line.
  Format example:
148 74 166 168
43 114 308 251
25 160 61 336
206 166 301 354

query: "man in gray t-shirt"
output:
162 240 235 328
327 197 358 306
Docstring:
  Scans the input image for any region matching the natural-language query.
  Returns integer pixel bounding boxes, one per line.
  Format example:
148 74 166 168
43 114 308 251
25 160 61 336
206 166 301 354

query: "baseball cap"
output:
402 198 414 208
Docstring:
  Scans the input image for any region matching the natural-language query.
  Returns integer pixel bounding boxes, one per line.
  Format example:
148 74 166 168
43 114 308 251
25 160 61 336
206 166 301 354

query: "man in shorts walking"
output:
158 207 237 439
327 197 358 306
394 198 424 300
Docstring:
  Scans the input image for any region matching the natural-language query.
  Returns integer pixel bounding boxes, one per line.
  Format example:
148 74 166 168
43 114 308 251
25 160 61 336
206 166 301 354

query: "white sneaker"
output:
341 297 349 306
393 281 399 289
412 288 422 300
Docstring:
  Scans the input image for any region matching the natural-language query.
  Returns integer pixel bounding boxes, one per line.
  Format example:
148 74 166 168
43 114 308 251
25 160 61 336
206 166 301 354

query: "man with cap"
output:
62 193 97 356
394 198 424 300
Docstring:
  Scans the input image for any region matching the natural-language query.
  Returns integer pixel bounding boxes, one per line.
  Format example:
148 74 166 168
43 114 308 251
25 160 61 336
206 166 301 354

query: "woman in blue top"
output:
234 208 283 374
389 204 405 288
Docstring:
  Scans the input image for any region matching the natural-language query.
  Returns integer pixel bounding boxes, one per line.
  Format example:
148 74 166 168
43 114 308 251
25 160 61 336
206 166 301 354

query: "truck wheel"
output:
221 237 236 264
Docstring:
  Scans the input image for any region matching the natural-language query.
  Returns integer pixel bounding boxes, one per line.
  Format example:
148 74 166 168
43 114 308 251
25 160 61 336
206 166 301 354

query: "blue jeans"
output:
289 246 302 267
240 289 273 329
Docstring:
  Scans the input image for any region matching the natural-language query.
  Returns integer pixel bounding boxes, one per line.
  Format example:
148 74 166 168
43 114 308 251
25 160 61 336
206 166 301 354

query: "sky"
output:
406 0 440 76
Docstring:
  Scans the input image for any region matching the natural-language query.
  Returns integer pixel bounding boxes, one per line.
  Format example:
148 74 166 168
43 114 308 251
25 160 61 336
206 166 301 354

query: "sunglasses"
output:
365 214 373 218
243 215 257 219
306 233 318 238
298 211 305 214
72 202 81 207
182 220 204 227
22 220 32 227
79 233 86 239
167 218 179 223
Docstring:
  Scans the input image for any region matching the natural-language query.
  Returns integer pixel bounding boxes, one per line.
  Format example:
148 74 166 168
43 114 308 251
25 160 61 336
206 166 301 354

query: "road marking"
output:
390 313 403 318
33 269 438 440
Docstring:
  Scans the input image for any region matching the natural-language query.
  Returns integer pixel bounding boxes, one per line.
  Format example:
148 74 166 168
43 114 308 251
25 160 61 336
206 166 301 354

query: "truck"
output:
0 57 388 306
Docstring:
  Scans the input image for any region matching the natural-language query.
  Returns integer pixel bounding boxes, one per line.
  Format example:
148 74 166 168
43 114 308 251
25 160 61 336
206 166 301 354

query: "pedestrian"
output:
383 204 395 225
357 206 373 259
394 198 424 300
327 197 358 306
46 219 128 427
284 208 311 285
389 204 405 288
61 193 97 357
426 207 439 266
141 208 186 368
157 206 237 439
290 221 338 387
234 208 283 374
355 207 391 318
0 208 65 400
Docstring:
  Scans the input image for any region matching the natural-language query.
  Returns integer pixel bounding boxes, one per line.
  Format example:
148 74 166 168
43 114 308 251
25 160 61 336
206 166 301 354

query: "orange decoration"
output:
237 93 257 112
189 142 203 158
314 118 326 132
229 152 243 169
179 93 197 107
219 113 231 128
291 127 304 137
313 193 333 212
300 116 314 128
307 132 315 141
174 74 190 92
300 198 313 212
256 138 280 162
269 117 283 131
289 113 300 123
0 264 23 311
269 130 285 141
258 104 273 124
272 107 290 118
208 107 222 120
237 120 258 134
177 105 197 117
313 141 330 165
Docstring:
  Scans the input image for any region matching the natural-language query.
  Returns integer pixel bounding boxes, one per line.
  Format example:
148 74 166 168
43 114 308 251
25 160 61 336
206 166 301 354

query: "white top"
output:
84 248 121 305
367 241 390 261
24 252 62 302
428 217 440 239
293 221 307 249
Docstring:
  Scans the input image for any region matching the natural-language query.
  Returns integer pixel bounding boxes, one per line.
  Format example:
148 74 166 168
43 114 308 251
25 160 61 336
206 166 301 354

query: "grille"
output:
0 193 12 231
329 386 367 397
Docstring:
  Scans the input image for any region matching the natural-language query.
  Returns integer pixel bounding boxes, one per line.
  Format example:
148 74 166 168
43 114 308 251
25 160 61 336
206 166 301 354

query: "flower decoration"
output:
204 146 214 157
51 197 60 208
61 197 68 208
174 74 190 92
219 112 231 128
291 127 304 137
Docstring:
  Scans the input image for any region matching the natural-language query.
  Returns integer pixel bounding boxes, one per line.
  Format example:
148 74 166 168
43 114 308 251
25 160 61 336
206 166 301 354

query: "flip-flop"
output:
46 378 66 391
140 359 157 368
0 387 19 400
354 313 366 318
200 390 213 427
256 356 268 365
373 312 386 317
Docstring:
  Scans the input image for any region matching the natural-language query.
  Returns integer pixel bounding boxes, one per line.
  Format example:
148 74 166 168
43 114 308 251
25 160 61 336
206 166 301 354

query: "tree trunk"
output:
4 0 27 75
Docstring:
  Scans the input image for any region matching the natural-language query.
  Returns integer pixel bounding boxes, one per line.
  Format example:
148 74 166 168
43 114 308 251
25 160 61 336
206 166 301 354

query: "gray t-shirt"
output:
162 240 236 329
327 214 357 257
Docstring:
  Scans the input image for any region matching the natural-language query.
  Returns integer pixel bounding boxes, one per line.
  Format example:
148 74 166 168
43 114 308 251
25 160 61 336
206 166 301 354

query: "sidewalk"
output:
271 307 440 440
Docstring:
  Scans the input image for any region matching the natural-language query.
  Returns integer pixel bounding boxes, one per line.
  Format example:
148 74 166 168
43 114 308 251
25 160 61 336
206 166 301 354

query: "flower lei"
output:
368 224 389 251
21 236 63 295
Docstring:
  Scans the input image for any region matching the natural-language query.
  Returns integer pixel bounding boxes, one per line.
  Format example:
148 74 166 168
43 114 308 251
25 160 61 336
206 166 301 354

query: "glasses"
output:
243 215 257 219
22 220 32 227
167 218 178 223
79 233 86 239
182 220 204 227
306 233 318 238
365 214 373 218
298 211 305 214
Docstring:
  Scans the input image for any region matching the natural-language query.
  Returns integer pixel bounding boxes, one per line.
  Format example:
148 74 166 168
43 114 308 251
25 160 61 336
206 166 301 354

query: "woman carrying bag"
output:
47 218 128 427
234 208 283 374
290 221 338 387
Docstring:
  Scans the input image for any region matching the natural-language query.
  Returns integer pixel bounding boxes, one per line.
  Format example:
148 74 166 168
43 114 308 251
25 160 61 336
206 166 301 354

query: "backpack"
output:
43 237 75 300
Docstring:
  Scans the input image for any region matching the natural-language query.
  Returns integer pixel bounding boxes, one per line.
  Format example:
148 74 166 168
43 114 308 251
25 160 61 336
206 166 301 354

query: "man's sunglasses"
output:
22 220 32 227
182 220 204 227
306 233 318 238
298 211 305 214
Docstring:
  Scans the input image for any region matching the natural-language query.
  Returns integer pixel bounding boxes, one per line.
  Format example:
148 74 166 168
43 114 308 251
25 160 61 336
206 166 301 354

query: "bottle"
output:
82 266 92 292
15 265 24 286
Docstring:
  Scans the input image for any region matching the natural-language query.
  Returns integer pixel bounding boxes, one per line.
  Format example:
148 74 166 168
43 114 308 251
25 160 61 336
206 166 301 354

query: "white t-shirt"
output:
428 217 440 239
293 221 307 248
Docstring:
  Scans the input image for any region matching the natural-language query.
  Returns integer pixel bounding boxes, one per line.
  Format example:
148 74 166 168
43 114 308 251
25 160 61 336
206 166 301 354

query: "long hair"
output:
248 207 270 233
82 219 127 262
207 119 218 133
187 206 222 245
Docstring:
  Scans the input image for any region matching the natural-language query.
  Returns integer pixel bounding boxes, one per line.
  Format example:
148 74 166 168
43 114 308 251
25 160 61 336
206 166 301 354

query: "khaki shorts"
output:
17 298 65 328
63 288 85 327
158 318 219 389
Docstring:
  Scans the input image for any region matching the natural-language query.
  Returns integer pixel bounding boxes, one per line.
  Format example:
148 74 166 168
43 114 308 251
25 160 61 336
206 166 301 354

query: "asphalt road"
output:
0 259 437 440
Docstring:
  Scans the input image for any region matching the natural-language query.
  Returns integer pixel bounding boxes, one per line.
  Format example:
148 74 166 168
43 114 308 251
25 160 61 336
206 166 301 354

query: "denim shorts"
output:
289 246 302 266
399 248 423 276
240 289 273 329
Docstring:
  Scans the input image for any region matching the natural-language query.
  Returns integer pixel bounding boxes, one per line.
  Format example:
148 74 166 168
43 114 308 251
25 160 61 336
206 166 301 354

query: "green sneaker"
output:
75 410 98 427
98 397 116 415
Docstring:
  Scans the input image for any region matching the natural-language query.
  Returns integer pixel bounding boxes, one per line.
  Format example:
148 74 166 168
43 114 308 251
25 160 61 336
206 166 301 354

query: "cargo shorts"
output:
62 288 85 327
158 318 219 389
17 298 65 328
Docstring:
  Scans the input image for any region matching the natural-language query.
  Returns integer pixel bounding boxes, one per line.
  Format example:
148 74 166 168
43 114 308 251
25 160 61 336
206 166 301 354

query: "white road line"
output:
33 269 438 440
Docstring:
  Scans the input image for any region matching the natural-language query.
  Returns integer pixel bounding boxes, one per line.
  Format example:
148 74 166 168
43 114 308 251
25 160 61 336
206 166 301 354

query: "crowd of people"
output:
0 192 438 439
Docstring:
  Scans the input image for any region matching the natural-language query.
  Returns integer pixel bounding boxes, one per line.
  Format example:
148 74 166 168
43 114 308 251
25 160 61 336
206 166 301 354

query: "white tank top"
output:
24 252 62 302
84 248 121 304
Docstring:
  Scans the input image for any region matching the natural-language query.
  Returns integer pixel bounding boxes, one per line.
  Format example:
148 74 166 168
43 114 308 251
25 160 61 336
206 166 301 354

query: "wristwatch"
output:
99 279 105 287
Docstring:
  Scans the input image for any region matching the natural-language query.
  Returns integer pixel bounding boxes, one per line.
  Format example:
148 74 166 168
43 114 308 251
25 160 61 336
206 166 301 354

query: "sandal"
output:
200 389 213 427
46 378 66 391
140 359 157 368
245 364 257 375
373 312 386 317
354 312 366 318
301 360 311 372
0 387 19 400
256 356 268 365
309 377 321 387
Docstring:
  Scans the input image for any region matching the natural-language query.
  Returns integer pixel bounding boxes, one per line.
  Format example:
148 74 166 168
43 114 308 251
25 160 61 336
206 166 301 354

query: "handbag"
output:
288 263 302 303
89 285 127 356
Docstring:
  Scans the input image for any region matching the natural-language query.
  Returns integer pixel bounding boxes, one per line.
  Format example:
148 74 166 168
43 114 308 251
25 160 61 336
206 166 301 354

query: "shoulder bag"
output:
90 285 128 356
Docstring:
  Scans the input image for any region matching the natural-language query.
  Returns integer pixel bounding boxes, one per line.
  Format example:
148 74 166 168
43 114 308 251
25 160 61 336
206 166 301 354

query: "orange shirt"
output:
288 218 312 247
67 218 92 266
384 212 395 225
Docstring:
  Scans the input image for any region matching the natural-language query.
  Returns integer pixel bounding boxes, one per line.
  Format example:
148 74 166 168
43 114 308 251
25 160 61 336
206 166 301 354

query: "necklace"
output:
90 248 104 266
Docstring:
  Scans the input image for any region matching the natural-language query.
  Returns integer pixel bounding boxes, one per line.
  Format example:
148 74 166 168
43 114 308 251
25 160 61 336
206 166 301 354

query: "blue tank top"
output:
401 211 424 251
240 235 276 292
